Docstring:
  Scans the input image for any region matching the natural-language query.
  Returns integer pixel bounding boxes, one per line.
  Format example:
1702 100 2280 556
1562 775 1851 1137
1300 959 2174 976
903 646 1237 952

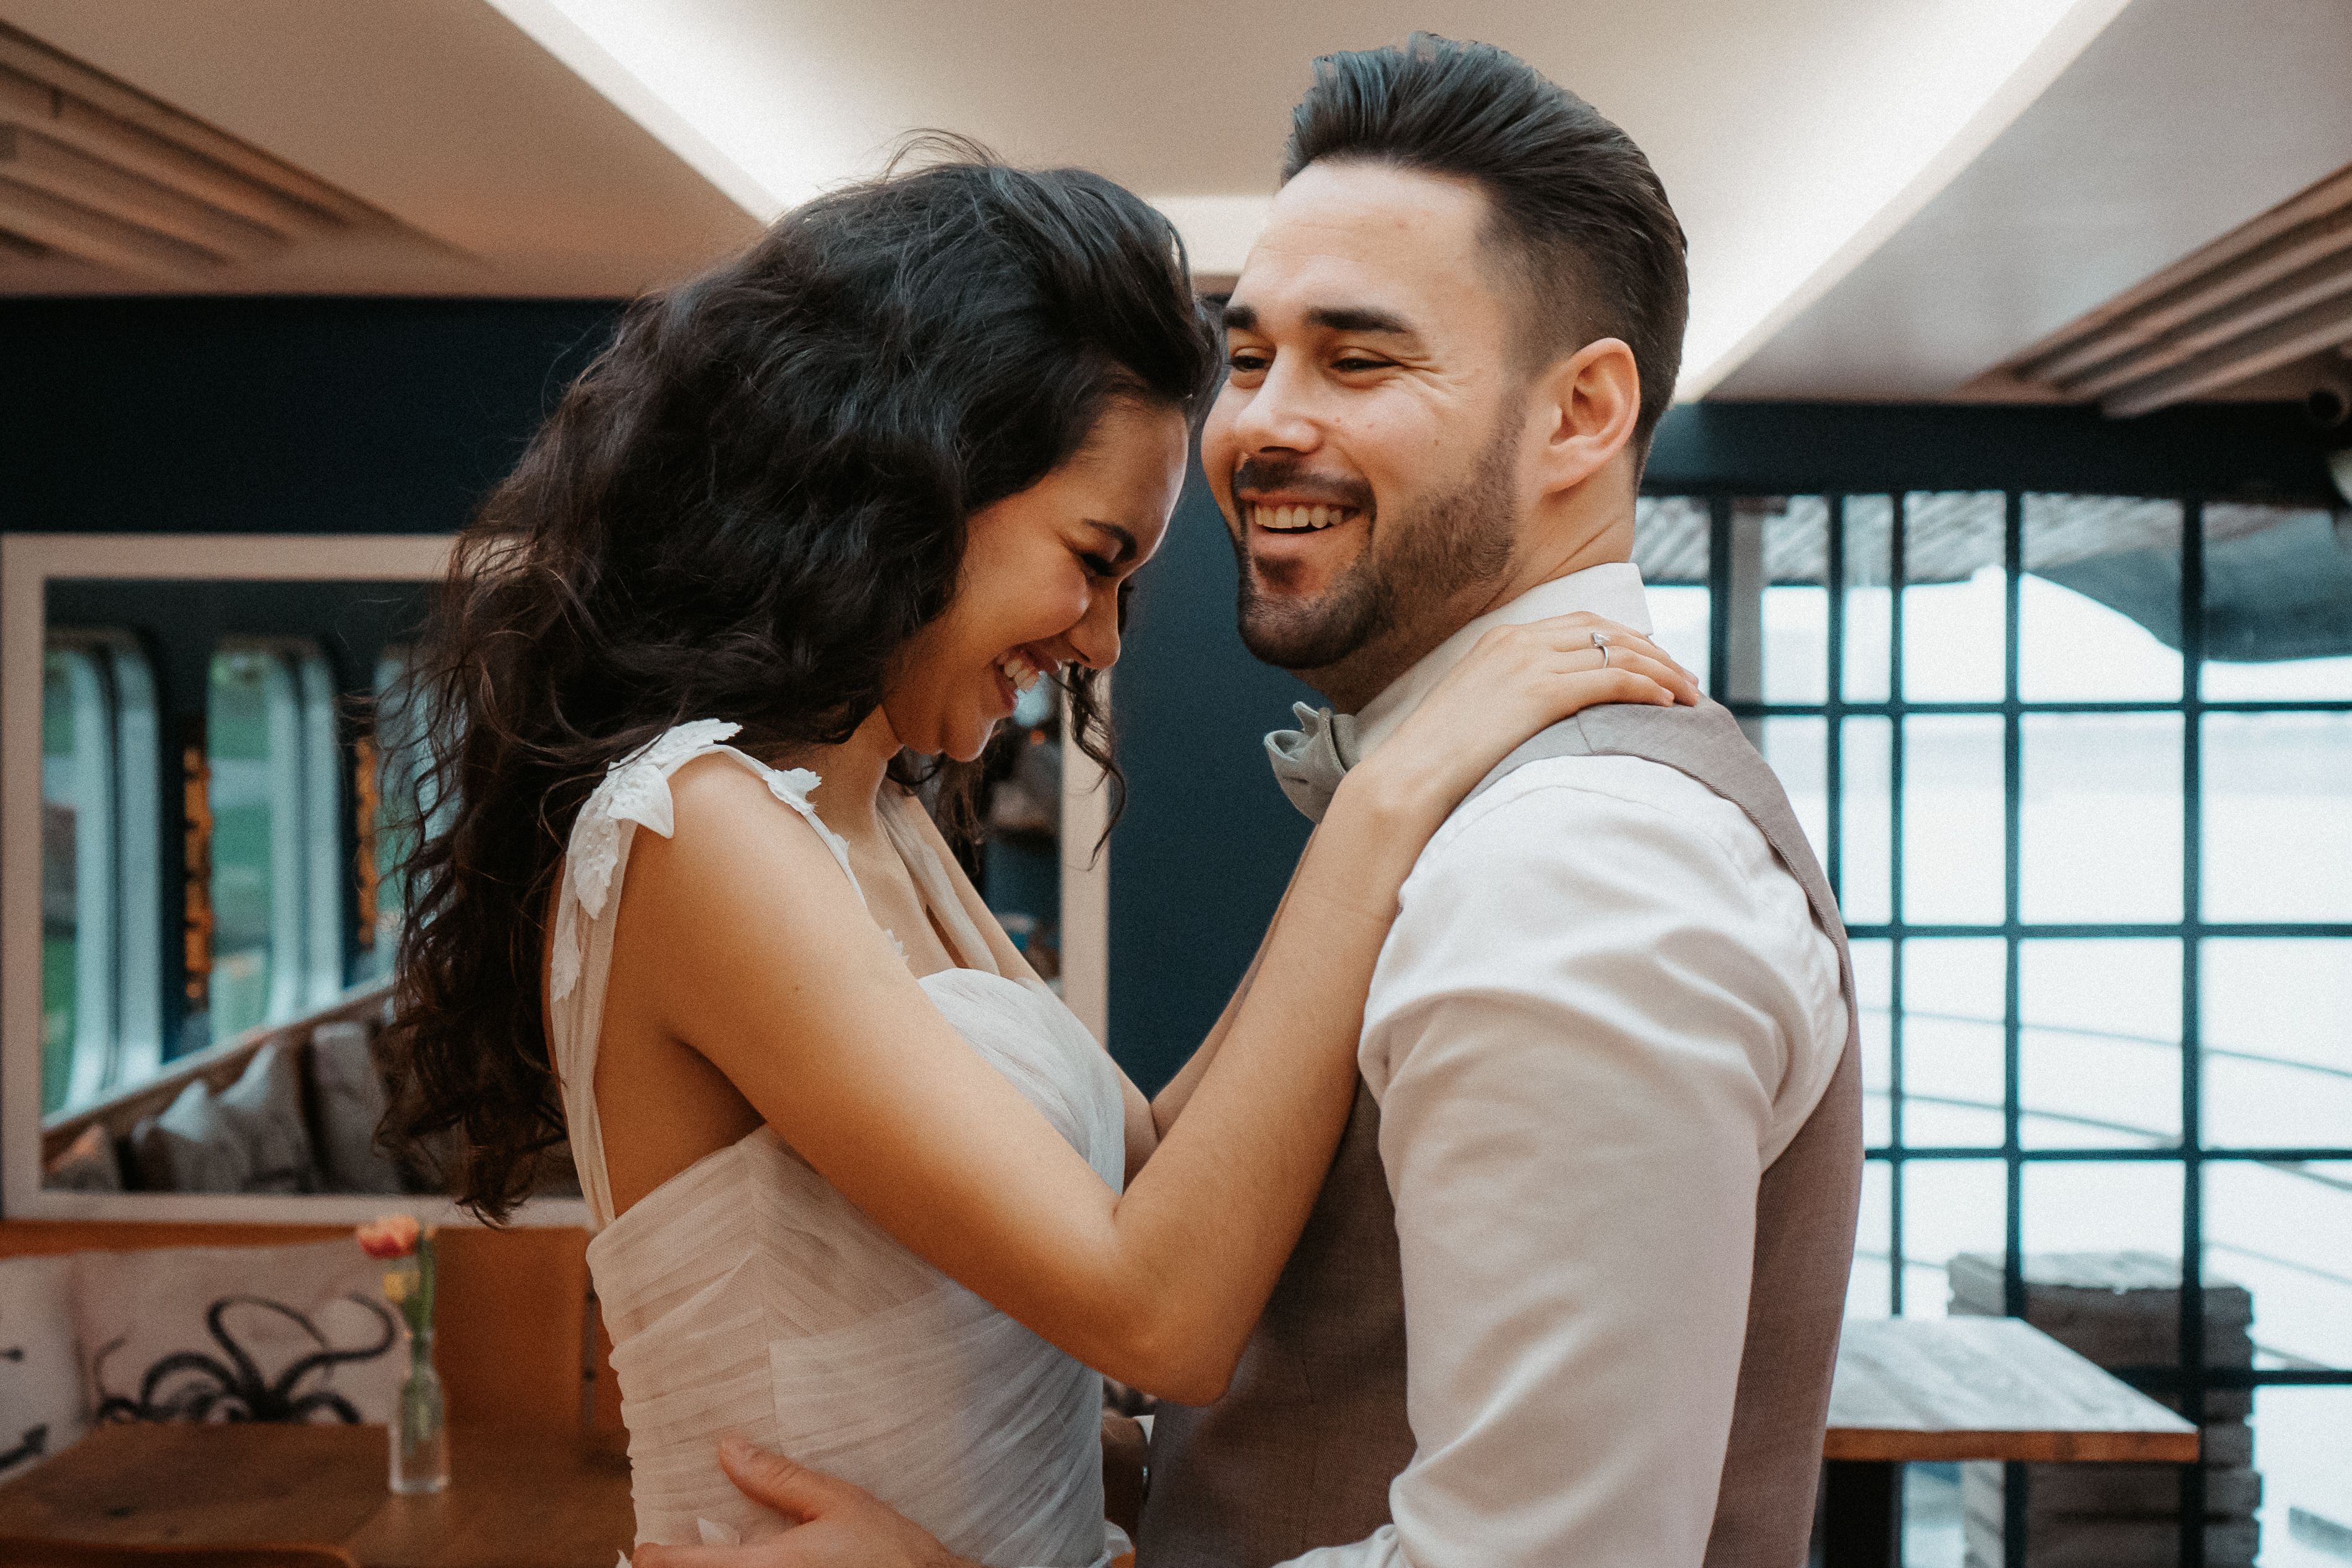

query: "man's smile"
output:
1237 490 1373 586
1247 502 1358 533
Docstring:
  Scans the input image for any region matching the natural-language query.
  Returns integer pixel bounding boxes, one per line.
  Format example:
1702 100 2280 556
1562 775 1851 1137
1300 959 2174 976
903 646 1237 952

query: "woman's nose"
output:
1065 586 1122 672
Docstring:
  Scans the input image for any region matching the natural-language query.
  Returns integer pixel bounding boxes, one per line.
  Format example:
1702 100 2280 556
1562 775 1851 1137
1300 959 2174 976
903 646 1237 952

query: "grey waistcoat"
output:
1139 698 1863 1568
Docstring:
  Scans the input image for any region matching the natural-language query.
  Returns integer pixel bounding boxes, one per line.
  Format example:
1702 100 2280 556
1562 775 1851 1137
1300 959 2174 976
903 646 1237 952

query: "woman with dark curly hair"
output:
384 149 1693 1562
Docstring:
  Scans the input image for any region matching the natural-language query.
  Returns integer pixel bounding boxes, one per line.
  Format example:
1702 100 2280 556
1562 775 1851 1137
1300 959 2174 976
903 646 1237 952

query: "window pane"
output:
1761 495 1827 705
1903 1159 2007 1317
208 648 291 1042
2202 938 2352 1150
2251 1386 2352 1566
1902 491 2007 703
108 645 162 1089
1903 715 2005 925
2201 712 2352 922
2019 939 2179 1149
2204 1161 2351 1373
1902 938 2006 1149
2201 503 2352 700
2019 494 2183 702
1850 1159 1893 1318
208 638 350 1040
1841 716 1892 925
2019 713 2182 923
1855 938 1893 1147
296 653 345 1009
1760 717 1827 868
1634 496 1710 693
40 635 162 1112
1844 495 1893 703
41 647 111 1115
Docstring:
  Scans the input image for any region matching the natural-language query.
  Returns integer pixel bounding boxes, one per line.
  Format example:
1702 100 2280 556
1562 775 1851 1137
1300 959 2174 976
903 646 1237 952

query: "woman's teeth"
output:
1251 503 1350 533
998 653 1045 693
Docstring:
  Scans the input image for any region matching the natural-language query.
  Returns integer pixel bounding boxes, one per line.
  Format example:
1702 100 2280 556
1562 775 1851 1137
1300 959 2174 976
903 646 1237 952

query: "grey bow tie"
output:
1264 702 1361 825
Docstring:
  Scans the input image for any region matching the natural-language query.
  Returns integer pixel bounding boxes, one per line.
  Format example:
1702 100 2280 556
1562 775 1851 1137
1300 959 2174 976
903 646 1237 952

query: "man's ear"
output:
1529 337 1642 499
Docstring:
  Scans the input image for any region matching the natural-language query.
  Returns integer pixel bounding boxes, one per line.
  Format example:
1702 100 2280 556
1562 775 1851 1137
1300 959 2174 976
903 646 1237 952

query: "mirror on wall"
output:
3 534 1110 1223
0 534 586 1225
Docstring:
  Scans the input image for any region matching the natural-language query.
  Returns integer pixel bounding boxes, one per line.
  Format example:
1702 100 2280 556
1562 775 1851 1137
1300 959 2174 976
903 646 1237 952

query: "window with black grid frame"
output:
1633 491 2352 1568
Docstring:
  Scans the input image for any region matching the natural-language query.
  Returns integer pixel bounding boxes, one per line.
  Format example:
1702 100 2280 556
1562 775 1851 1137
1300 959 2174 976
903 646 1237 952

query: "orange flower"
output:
357 1214 421 1260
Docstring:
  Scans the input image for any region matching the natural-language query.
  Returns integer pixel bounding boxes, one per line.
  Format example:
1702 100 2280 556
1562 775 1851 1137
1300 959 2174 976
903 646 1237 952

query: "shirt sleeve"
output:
1274 758 1839 1568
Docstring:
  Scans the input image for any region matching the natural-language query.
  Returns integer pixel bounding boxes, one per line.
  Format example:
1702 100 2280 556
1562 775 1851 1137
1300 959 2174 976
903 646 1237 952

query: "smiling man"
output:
645 34 1861 1568
1132 36 1861 1568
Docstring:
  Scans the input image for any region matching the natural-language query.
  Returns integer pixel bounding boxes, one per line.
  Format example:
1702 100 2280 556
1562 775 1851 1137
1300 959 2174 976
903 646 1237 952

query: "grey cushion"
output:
311 1022 402 1194
131 1042 318 1194
43 1124 123 1193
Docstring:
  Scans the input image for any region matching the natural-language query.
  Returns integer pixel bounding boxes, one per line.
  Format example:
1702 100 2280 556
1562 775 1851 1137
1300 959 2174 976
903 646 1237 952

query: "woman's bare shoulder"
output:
643 752 864 906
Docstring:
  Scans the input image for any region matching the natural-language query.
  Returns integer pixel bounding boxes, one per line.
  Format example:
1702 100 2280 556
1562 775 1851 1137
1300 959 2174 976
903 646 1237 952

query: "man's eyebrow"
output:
1306 305 1416 336
1084 520 1140 563
1219 301 1419 338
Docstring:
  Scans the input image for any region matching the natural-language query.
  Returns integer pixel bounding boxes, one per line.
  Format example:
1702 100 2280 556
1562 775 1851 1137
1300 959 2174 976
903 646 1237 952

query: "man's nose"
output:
1230 353 1324 453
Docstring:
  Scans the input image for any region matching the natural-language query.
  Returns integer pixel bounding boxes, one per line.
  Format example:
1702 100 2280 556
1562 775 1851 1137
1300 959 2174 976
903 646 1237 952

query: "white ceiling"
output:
0 0 757 296
4 0 2346 405
1715 0 2352 400
483 0 2133 395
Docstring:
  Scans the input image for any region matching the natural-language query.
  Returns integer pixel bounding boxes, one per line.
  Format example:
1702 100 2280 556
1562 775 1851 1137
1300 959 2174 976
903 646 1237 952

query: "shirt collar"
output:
1349 562 1653 762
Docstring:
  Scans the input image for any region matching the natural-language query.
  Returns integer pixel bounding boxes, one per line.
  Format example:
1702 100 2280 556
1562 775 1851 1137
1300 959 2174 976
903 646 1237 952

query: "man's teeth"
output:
998 653 1045 693
1251 503 1350 533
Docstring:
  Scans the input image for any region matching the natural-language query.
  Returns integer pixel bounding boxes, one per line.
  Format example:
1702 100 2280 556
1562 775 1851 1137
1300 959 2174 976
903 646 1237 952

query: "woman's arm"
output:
627 756 1430 1403
622 613 1691 1403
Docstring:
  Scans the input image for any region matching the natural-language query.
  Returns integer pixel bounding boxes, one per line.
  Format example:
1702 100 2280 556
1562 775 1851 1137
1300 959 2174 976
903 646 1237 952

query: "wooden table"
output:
0 1423 635 1567
1822 1317 2200 1568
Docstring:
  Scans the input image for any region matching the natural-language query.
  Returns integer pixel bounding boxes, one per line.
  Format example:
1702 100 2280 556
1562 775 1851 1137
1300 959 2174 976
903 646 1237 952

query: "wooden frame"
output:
0 533 590 1226
1058 677 1113 1044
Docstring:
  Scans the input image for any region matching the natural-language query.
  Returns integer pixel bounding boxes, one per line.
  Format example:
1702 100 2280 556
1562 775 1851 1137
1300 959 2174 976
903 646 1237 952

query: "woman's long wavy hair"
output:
384 147 1219 1221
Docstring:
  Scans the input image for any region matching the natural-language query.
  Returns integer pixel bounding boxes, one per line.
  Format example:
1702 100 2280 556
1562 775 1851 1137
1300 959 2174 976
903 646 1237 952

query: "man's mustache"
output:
1230 458 1375 515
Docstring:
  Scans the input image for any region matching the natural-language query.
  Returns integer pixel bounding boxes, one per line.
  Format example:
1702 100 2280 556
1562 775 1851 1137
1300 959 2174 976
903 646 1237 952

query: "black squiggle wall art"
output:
93 1294 394 1424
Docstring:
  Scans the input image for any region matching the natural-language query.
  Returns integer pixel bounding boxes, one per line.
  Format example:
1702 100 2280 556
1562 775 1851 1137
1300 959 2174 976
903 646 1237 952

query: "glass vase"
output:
389 1322 450 1494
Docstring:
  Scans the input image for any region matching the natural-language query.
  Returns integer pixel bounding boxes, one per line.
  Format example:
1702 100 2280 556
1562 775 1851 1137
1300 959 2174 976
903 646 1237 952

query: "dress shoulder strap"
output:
875 791 1000 977
546 719 861 1229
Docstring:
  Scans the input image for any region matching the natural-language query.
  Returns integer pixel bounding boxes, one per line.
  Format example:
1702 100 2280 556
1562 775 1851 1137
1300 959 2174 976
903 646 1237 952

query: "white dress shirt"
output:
1284 565 1849 1568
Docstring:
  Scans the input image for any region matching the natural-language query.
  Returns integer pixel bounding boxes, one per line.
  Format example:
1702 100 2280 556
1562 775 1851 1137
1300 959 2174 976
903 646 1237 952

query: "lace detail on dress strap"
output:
551 720 862 1003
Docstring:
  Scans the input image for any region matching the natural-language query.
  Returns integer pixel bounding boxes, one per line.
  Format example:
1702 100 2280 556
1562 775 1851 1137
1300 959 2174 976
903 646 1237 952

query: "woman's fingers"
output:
1564 648 1692 705
1560 666 1680 711
1511 614 1696 688
1479 634 1698 708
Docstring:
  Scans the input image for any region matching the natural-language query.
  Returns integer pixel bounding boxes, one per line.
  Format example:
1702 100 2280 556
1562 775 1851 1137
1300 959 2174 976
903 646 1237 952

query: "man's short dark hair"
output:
1283 33 1688 453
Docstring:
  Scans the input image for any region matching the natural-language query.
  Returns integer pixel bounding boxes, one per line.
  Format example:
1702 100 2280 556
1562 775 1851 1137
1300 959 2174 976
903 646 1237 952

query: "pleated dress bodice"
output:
547 722 1128 1566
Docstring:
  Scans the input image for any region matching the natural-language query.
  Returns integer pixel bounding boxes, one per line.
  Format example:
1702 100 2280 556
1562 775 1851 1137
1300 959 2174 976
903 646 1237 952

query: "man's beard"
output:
1232 416 1519 675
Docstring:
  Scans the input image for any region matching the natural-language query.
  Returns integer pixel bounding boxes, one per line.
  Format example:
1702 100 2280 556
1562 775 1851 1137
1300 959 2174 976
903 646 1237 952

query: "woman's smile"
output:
992 645 1058 714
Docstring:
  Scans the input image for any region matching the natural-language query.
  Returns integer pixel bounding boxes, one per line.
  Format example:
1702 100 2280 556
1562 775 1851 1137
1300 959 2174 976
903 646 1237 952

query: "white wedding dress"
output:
549 721 1131 1566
